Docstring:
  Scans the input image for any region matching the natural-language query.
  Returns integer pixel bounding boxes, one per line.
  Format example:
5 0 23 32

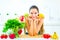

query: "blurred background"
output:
0 0 60 39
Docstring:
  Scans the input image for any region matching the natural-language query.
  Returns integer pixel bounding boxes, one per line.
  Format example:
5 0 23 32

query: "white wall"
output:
0 0 60 25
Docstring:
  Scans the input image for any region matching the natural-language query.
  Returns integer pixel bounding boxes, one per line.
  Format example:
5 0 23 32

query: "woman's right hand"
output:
27 17 33 24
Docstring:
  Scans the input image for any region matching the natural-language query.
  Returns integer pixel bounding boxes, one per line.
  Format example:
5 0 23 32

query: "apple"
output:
18 29 22 35
9 33 15 39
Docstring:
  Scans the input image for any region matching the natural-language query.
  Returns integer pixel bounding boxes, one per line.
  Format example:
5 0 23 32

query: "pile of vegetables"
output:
2 18 25 38
2 13 29 39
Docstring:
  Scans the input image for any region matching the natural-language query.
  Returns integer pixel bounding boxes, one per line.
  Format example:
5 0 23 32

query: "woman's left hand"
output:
34 18 39 24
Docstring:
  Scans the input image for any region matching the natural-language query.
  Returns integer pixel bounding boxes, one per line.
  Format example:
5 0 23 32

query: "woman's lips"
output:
32 17 35 18
32 16 36 18
29 16 36 19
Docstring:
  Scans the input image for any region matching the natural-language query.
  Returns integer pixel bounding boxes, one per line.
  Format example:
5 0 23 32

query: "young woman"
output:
25 5 44 36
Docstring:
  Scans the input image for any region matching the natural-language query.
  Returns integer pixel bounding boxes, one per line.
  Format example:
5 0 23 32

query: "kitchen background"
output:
0 0 60 40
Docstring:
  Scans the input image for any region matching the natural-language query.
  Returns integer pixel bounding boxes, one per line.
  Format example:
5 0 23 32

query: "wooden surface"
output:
19 34 43 38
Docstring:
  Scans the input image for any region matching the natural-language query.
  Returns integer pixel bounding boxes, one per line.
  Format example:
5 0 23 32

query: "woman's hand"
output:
26 16 33 23
34 18 39 24
25 17 34 28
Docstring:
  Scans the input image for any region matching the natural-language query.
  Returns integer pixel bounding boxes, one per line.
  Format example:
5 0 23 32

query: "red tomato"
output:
19 16 24 21
18 29 22 35
1 34 4 39
4 35 8 39
43 34 51 39
0 34 8 39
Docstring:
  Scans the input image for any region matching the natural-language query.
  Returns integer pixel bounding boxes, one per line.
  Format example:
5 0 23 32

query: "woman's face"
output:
29 8 39 19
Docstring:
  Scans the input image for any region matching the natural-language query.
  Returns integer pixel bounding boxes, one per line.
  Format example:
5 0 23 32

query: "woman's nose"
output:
32 14 35 17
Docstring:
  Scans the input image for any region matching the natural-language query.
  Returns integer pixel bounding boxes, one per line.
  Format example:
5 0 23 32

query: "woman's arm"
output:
33 19 38 35
25 18 33 36
29 20 33 36
37 18 44 33
25 18 30 31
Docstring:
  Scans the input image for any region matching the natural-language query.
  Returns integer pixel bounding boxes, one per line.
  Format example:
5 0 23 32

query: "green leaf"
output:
2 18 25 37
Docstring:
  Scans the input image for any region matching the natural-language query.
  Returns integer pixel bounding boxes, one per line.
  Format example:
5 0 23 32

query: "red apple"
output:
9 33 15 39
18 29 22 35
19 16 24 21
43 34 51 39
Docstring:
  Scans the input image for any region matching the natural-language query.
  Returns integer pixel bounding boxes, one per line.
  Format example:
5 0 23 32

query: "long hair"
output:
39 24 44 34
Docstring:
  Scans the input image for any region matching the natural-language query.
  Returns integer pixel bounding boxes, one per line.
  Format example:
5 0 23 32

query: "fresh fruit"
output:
9 33 15 39
43 34 51 39
18 29 22 35
19 16 24 21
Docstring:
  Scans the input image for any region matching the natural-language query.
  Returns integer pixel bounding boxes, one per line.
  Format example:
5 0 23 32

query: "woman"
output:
25 5 44 36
